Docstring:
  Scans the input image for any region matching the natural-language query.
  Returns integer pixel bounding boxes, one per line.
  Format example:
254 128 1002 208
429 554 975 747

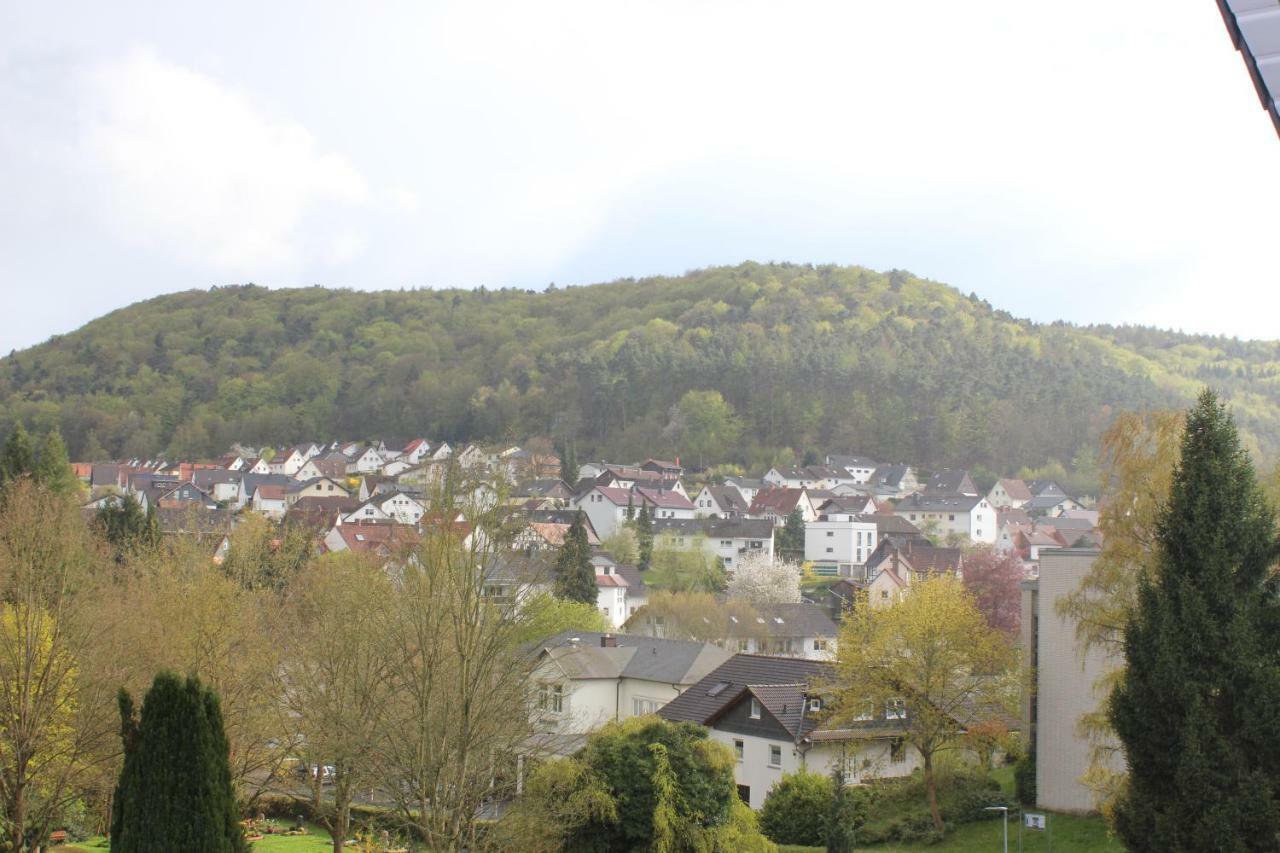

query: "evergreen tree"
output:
143 500 161 549
635 504 654 571
558 440 578 485
97 494 149 554
778 508 806 560
112 672 247 853
554 511 596 604
0 423 34 486
1108 390 1280 851
33 430 77 495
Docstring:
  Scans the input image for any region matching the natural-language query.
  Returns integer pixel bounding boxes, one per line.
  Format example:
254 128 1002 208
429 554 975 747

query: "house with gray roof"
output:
530 631 732 755
651 516 775 570
659 654 923 808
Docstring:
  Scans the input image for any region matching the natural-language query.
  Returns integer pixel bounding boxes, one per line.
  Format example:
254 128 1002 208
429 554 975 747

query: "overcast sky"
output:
3 0 1278 354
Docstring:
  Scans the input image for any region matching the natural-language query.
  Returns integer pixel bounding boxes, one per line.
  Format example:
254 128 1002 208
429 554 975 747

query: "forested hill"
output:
4 262 1280 473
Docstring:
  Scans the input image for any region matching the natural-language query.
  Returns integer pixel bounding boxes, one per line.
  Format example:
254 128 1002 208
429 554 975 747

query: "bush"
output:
760 771 833 845
1015 755 1036 807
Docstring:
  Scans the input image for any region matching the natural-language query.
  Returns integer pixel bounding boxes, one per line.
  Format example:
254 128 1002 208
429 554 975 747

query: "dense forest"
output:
3 262 1279 473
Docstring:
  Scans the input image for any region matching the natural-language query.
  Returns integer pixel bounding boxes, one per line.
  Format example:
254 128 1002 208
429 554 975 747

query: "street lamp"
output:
984 806 1008 853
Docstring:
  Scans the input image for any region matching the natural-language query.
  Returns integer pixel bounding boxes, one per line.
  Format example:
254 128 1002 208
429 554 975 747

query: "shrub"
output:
1015 755 1037 807
760 771 832 845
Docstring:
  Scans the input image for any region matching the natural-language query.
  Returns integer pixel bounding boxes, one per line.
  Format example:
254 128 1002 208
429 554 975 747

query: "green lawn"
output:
780 765 1121 853
59 822 336 852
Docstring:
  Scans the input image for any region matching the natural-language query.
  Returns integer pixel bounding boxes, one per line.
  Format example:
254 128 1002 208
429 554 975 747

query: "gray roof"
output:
652 517 774 540
750 603 838 638
826 454 877 468
537 631 731 685
1217 0 1280 138
706 486 750 514
870 463 913 488
658 654 830 740
895 492 984 513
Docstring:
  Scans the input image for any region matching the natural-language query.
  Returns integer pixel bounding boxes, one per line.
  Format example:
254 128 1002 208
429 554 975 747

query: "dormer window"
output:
808 697 822 712
749 698 762 719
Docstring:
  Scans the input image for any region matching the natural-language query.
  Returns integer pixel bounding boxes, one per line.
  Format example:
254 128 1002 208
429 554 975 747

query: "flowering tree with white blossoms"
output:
727 551 802 605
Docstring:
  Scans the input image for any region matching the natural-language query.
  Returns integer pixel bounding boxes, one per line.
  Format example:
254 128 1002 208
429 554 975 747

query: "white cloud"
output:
80 48 371 275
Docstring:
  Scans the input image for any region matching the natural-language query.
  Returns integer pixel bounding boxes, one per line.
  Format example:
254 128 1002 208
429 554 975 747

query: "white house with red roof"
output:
573 485 696 539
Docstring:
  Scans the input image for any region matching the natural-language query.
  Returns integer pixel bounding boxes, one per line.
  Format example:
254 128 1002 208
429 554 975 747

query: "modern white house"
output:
892 493 996 545
660 655 925 809
804 512 879 577
530 631 733 754
825 455 878 484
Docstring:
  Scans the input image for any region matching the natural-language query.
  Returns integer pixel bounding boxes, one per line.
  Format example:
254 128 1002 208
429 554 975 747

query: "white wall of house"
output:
894 500 996 545
804 517 878 573
596 584 628 629
712 731 920 810
378 494 424 524
575 491 629 539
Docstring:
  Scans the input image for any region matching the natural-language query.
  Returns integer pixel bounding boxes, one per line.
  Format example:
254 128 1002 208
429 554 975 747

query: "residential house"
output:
651 517 775 570
748 488 819 527
923 468 978 497
322 520 420 557
659 655 922 808
235 474 294 510
573 485 696 539
824 455 878 484
191 469 244 504
400 438 434 466
267 447 307 477
987 478 1033 509
348 445 386 474
866 464 920 499
592 555 648 620
514 517 602 553
295 451 351 483
343 491 426 525
892 493 996 544
1022 548 1121 813
285 496 360 531
285 476 349 507
594 561 631 628
723 477 768 505
250 484 288 519
515 479 573 507
631 602 837 661
692 485 751 519
530 631 732 754
804 512 879 577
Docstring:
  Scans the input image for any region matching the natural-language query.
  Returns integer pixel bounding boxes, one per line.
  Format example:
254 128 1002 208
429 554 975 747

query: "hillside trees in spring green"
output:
9 262 1278 471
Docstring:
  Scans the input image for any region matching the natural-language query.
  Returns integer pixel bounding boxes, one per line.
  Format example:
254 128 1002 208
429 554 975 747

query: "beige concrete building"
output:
1021 548 1124 813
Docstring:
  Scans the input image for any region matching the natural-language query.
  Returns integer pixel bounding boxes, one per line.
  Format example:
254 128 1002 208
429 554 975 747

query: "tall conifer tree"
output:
112 672 246 853
1109 390 1280 851
636 505 654 571
33 430 77 495
554 511 597 604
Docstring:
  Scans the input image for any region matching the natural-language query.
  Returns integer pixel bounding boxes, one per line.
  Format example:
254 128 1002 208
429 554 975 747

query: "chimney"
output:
601 634 617 648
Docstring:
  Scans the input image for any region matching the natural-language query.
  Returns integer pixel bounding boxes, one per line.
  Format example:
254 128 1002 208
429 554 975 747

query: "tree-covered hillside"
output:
3 262 1277 472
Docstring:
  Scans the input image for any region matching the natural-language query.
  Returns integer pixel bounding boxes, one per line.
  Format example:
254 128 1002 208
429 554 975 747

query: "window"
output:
750 698 762 719
826 547 833 553
826 530 834 537
909 514 916 521
886 698 906 720
632 697 661 716
538 684 564 714
880 589 889 599
721 539 733 547
808 697 822 712
734 739 744 762
890 737 906 763
853 703 875 722
769 745 782 767
737 784 751 804
976 529 982 537
813 638 828 651
948 514 955 521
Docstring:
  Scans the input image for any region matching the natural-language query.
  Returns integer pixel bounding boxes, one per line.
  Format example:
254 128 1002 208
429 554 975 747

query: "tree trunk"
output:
923 752 943 832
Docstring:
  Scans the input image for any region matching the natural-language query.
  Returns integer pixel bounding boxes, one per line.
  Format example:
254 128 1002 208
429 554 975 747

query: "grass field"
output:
781 765 1121 853
57 821 336 852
